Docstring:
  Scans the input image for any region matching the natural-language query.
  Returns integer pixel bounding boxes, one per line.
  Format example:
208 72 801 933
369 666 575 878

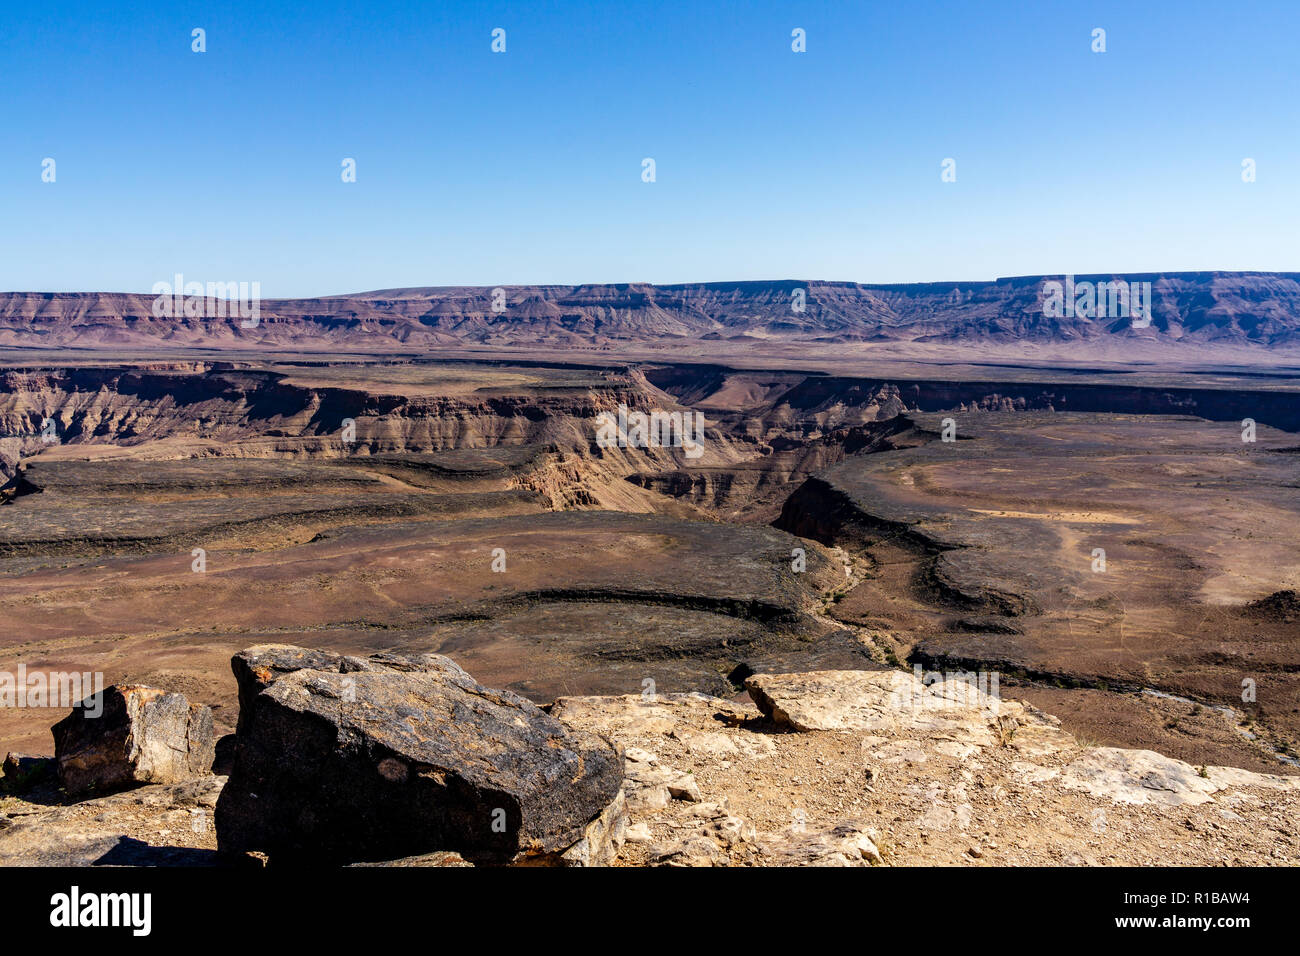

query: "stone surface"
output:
624 822 653 843
230 644 361 737
215 646 625 866
0 776 226 866
2 664 1298 867
1057 747 1300 806
622 756 705 810
551 674 1300 867
755 821 883 867
745 668 1004 733
556 790 627 867
52 685 215 797
654 836 725 866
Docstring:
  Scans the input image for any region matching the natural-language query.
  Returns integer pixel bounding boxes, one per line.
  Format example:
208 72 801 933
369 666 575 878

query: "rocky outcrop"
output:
215 645 626 866
51 685 215 797
550 691 887 867
4 664 1299 866
552 670 1300 866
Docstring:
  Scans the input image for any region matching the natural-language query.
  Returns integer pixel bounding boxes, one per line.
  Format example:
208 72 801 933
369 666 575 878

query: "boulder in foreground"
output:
216 645 625 865
52 685 215 797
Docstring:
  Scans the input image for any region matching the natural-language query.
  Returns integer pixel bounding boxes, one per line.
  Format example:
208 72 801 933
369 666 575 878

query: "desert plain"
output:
1 276 1299 865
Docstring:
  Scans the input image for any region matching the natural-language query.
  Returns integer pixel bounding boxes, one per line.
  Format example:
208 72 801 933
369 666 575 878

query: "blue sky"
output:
2 0 1297 296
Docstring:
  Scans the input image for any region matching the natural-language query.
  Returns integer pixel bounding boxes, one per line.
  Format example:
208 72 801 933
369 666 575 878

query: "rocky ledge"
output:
2 654 1297 866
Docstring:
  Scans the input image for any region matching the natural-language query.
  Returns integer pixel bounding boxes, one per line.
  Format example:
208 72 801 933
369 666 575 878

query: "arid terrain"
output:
5 272 1300 352
2 279 1299 866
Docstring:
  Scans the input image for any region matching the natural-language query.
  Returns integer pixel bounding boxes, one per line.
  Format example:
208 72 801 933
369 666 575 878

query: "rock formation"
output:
215 645 626 866
550 669 1300 866
3 660 1299 866
51 685 214 797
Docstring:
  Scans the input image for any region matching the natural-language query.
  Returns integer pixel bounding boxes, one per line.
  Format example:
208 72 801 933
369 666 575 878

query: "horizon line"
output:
7 269 1300 302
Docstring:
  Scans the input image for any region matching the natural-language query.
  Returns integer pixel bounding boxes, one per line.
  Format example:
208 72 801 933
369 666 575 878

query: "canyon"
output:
1 283 1298 865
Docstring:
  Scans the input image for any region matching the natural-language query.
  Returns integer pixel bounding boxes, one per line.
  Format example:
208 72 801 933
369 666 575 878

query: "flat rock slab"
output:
1057 747 1300 806
216 646 624 865
0 777 226 866
52 685 215 797
745 669 1007 733
745 670 906 732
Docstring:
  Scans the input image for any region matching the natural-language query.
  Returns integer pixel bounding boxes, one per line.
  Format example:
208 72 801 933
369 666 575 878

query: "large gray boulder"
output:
216 645 625 866
52 685 215 797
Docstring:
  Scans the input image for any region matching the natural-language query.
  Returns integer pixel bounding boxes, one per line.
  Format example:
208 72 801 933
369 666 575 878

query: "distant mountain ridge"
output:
3 272 1299 351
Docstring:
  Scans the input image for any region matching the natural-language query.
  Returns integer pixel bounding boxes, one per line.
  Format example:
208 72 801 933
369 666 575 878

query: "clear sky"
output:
2 0 1297 297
